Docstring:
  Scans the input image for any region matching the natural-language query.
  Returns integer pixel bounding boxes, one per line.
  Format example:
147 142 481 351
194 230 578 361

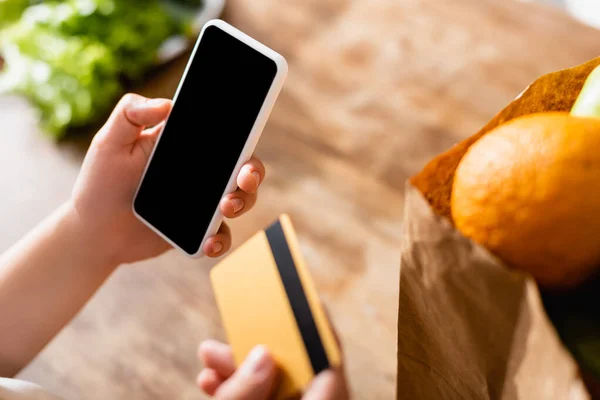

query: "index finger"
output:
198 340 236 378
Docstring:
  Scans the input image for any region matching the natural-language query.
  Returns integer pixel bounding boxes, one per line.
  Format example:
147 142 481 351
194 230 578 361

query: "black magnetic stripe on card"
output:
265 220 330 375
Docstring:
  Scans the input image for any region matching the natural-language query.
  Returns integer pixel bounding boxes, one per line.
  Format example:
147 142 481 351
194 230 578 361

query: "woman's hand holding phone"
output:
0 93 266 376
72 93 266 265
0 20 284 385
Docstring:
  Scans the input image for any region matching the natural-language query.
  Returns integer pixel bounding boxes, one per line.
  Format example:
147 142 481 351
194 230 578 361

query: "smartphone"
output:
133 19 287 257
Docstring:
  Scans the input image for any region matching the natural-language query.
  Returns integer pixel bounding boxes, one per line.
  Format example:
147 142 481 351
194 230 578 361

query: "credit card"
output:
210 214 340 399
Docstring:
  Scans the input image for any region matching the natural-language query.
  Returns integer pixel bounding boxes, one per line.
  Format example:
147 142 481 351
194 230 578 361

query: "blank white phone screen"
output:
134 25 277 254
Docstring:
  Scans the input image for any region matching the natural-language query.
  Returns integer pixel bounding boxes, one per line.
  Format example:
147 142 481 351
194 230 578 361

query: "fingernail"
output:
146 98 169 107
230 197 244 213
241 345 271 377
211 241 223 254
252 171 261 187
133 98 168 110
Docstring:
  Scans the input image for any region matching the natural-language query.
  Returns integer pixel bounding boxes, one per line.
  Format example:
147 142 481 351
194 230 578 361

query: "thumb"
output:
99 93 172 146
215 346 277 400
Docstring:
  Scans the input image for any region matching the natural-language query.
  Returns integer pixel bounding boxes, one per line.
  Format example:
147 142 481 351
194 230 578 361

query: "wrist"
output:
60 201 120 274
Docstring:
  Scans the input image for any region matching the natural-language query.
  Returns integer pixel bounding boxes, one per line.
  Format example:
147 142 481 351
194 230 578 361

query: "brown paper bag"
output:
396 57 600 399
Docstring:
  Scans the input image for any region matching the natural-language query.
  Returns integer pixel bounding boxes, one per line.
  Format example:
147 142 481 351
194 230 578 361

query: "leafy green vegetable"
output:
0 22 120 133
170 0 203 6
0 0 36 28
23 0 185 79
0 0 202 137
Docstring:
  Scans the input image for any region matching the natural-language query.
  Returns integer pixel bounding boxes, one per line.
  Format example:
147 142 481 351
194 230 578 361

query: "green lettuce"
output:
0 0 199 137
0 22 120 134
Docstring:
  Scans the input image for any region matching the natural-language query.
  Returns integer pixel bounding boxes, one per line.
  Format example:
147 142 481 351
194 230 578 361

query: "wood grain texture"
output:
1 0 599 399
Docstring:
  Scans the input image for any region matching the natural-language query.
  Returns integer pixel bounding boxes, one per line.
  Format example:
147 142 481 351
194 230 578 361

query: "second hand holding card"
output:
211 214 341 399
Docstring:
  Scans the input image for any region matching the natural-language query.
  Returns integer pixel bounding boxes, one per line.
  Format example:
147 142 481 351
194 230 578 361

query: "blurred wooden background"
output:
2 0 600 398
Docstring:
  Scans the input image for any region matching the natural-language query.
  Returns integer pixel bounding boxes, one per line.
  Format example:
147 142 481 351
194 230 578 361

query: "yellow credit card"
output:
210 214 340 399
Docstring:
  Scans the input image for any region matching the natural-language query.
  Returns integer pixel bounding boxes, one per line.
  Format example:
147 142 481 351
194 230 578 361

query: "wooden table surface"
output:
2 0 600 399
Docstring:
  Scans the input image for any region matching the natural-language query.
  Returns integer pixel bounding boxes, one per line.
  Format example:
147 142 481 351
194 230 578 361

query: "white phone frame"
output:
133 19 288 258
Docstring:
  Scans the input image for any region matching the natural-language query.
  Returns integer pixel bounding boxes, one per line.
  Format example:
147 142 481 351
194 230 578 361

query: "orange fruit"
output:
451 112 600 288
